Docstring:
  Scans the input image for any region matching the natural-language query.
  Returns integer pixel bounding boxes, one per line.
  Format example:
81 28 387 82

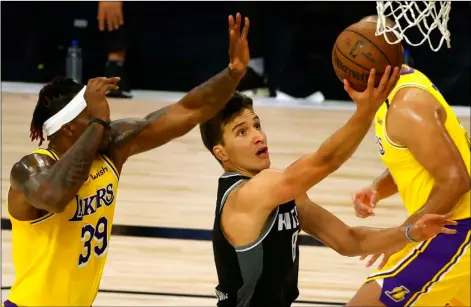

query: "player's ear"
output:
213 145 229 163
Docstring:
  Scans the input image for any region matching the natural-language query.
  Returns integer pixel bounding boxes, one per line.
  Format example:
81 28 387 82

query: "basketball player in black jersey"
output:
199 67 457 307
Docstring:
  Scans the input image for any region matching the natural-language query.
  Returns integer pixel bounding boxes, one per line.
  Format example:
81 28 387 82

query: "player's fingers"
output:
111 14 119 31
236 12 241 25
366 68 376 96
241 17 250 39
98 10 105 31
107 14 114 32
102 83 120 93
378 254 390 270
234 13 241 33
358 208 374 217
229 29 237 52
385 66 400 94
442 212 453 219
440 227 457 234
444 219 458 226
110 15 118 31
113 13 121 30
357 204 373 217
118 11 124 26
228 15 234 35
352 195 363 206
358 202 371 211
358 195 375 208
376 65 391 94
87 78 103 88
103 77 121 84
424 213 452 222
352 193 358 205
366 253 382 267
359 255 367 261
343 79 355 98
370 190 377 207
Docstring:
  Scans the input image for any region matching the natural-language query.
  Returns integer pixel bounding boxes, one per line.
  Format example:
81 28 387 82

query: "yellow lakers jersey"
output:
7 148 120 306
375 65 470 220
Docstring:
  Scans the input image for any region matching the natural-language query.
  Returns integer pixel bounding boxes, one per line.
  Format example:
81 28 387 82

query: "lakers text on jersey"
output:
6 148 120 307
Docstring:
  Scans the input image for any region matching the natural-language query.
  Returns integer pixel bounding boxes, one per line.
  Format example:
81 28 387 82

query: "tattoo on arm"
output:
49 123 105 190
11 123 106 212
109 106 170 150
177 67 240 123
107 68 240 163
144 105 171 122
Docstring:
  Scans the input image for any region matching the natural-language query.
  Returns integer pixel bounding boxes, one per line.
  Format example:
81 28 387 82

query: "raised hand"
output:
84 77 120 122
352 187 378 218
228 13 250 80
344 66 400 113
97 1 124 32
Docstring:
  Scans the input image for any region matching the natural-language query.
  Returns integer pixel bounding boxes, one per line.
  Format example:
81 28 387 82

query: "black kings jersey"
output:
213 172 300 307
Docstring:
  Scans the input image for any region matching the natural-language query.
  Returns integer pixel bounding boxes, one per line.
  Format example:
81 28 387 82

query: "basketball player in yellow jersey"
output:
4 13 250 307
347 20 471 307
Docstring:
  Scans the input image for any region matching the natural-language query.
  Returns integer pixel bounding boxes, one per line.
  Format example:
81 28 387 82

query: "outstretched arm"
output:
295 194 456 257
108 67 241 162
107 14 250 167
234 67 401 212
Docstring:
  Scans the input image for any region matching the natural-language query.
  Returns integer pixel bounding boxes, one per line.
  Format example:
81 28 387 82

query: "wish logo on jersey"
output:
90 166 108 180
69 183 115 222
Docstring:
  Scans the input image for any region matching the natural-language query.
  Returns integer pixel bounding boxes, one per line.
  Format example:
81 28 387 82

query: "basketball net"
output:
375 1 452 52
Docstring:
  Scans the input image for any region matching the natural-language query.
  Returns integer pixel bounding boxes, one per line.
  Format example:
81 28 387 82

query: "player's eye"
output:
237 129 246 136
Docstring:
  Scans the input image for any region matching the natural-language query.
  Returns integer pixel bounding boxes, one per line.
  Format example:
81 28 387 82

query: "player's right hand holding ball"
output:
343 65 400 113
352 187 377 218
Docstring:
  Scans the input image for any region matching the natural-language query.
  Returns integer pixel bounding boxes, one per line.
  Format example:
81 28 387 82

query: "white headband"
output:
42 85 87 136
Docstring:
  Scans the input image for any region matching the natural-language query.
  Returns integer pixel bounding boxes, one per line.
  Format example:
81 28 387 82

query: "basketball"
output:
332 20 403 91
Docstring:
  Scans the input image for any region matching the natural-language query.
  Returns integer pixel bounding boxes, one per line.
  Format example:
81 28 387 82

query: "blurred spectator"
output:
97 1 132 98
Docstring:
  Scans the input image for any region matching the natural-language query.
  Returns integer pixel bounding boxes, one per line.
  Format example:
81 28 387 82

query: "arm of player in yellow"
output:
370 168 398 201
388 88 470 224
104 14 250 167
295 193 456 257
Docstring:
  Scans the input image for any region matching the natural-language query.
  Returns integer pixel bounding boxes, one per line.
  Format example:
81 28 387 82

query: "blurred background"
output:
1 1 470 106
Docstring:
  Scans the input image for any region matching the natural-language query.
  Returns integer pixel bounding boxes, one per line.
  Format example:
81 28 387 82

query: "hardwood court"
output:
2 92 469 305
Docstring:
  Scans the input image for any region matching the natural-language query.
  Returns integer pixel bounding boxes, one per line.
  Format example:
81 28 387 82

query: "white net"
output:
375 1 452 52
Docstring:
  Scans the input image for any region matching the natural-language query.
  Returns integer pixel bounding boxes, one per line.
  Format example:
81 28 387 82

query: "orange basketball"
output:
332 21 403 91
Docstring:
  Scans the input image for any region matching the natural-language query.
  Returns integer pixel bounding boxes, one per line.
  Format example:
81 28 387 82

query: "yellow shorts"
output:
366 218 470 307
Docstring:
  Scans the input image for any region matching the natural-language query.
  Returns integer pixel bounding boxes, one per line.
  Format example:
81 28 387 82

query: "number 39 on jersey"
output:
79 216 109 267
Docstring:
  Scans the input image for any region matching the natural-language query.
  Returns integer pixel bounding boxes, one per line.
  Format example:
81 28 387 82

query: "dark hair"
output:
199 92 254 156
30 76 83 145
